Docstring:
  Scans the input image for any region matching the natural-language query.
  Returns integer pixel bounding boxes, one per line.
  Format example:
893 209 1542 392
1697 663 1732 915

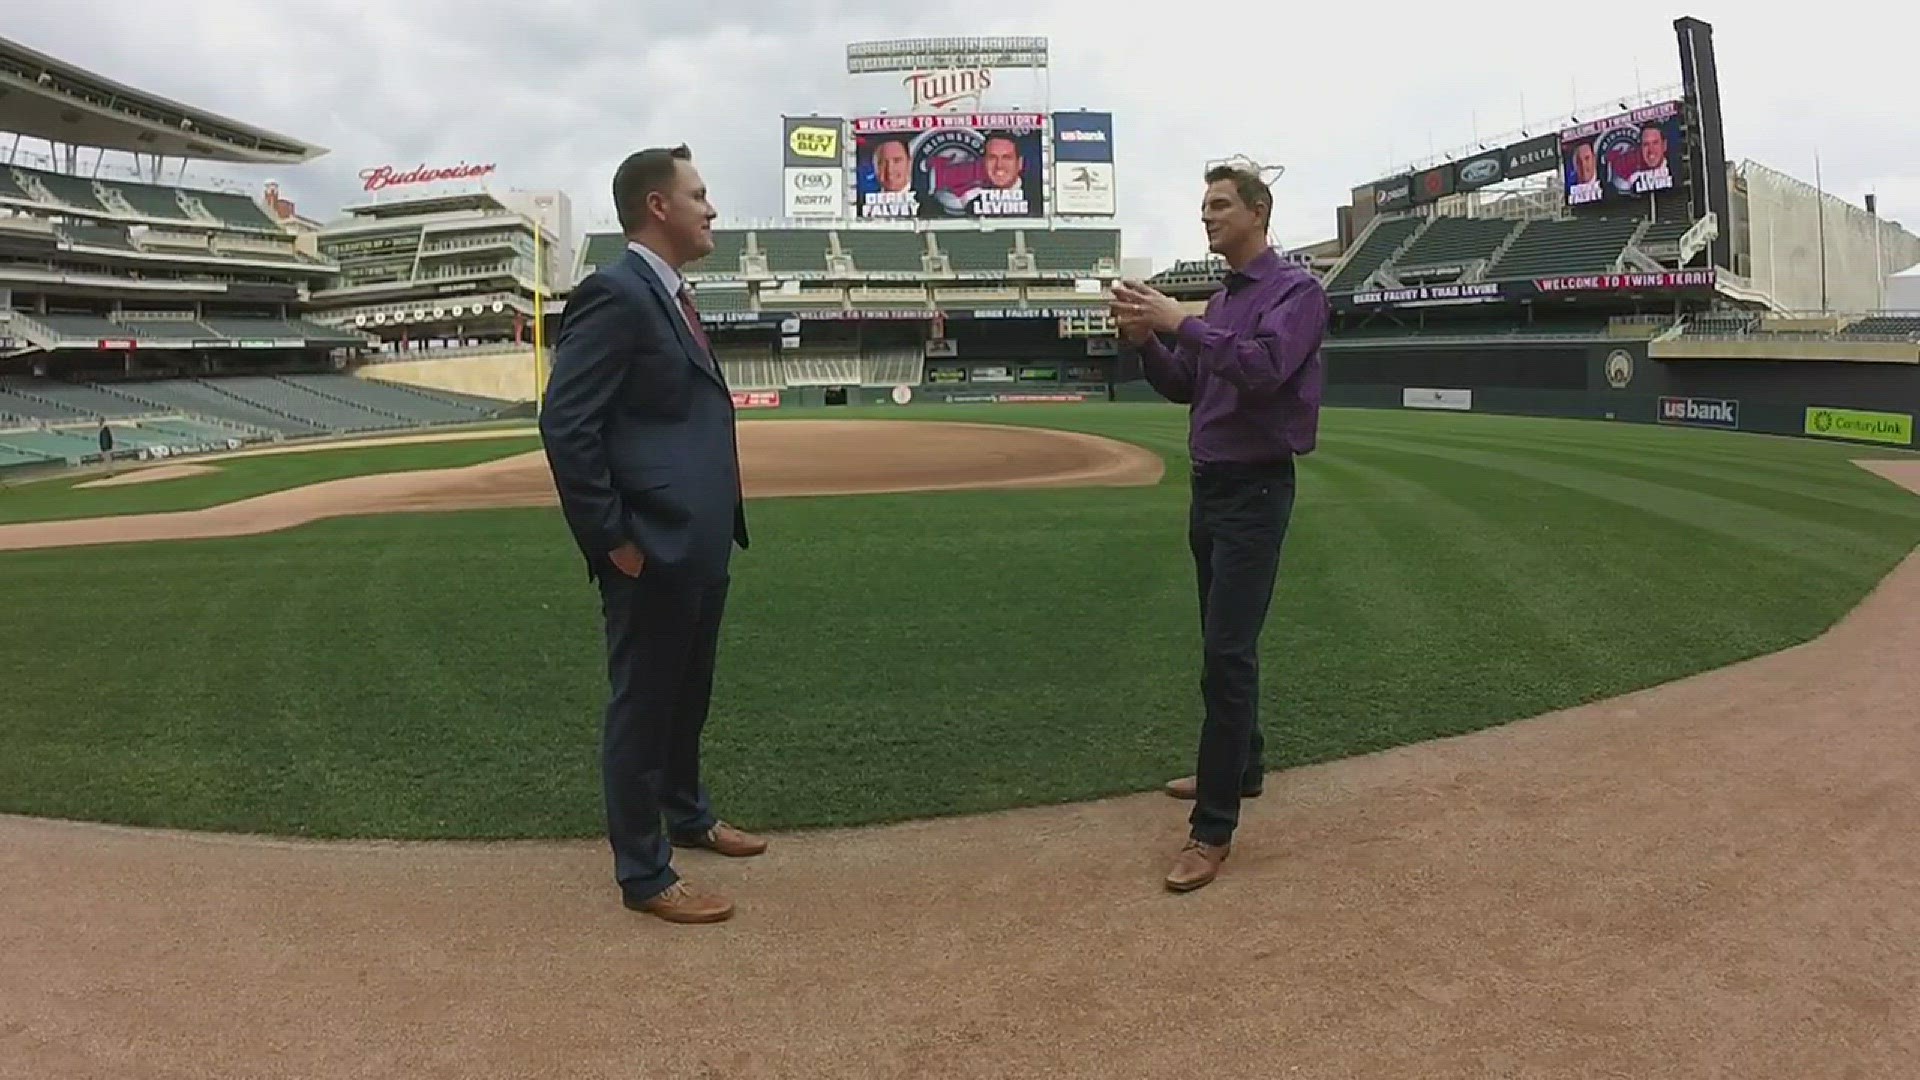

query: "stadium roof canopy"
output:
0 34 324 165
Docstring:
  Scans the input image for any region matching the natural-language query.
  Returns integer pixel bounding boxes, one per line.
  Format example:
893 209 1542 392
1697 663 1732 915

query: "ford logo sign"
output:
1460 158 1501 184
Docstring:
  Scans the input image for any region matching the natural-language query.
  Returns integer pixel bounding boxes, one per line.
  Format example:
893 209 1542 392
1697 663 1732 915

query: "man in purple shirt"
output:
1111 162 1328 893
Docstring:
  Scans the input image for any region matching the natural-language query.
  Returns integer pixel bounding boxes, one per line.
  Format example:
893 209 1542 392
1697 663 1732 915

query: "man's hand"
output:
1109 296 1153 346
1111 280 1187 335
608 542 644 578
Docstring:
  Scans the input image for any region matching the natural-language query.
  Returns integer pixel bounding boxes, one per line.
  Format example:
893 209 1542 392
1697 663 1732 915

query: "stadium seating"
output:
780 350 863 386
59 223 138 251
1639 217 1691 247
0 376 160 420
279 375 496 425
0 428 102 463
5 164 283 234
684 230 748 275
116 318 208 341
1683 312 1760 336
1488 216 1644 279
1841 315 1920 338
195 190 283 232
690 288 751 313
36 312 128 340
1026 230 1119 272
110 379 325 437
114 180 196 222
148 417 248 441
577 232 629 275
0 443 55 469
754 230 831 274
211 376 400 433
934 231 1017 272
860 345 924 386
839 231 926 272
1325 217 1422 291
24 170 110 214
1393 217 1518 272
716 343 784 391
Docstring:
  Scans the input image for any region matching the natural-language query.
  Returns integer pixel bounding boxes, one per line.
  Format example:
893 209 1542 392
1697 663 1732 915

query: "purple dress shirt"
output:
1134 247 1329 464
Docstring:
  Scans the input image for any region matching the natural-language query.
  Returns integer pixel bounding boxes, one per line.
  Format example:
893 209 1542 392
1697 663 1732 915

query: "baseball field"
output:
5 403 1919 1077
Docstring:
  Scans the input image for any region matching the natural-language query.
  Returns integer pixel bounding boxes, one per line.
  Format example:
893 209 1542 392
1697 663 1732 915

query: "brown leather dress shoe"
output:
1163 775 1264 800
671 821 768 858
1165 839 1230 892
624 881 735 924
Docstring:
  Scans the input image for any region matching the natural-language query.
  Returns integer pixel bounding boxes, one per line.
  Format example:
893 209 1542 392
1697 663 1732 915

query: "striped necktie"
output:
676 285 714 361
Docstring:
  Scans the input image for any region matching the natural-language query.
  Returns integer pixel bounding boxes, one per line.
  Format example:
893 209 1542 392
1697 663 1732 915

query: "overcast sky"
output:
7 0 1916 271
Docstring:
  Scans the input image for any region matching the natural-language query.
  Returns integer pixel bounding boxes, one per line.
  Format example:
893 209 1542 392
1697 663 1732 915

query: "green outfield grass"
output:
2 404 1917 839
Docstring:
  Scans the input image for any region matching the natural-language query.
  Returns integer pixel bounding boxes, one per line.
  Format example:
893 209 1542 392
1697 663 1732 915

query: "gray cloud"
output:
6 0 1916 269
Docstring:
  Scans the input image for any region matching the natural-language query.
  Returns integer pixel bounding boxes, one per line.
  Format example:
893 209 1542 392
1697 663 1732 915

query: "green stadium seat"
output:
934 231 1017 272
1325 217 1422 291
1488 216 1643 280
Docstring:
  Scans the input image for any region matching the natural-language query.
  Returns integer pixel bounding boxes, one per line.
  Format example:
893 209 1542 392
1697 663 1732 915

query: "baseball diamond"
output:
7 11 1920 1080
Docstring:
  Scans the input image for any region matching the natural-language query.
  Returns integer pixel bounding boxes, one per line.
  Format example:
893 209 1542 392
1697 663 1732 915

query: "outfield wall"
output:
1315 339 1918 447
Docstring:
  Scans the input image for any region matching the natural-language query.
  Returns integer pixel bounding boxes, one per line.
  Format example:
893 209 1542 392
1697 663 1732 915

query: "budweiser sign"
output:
359 161 497 193
902 68 992 111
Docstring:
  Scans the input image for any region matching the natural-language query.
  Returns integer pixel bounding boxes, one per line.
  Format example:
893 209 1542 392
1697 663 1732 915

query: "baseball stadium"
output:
5 19 1920 1078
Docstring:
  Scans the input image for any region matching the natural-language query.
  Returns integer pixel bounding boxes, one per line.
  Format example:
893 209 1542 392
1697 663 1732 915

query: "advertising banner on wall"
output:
1374 175 1413 212
853 113 1046 219
1411 164 1457 205
1658 396 1739 429
1804 406 1913 446
1052 110 1115 216
1453 150 1505 193
1403 387 1473 411
782 116 845 218
1503 134 1560 179
1336 269 1717 308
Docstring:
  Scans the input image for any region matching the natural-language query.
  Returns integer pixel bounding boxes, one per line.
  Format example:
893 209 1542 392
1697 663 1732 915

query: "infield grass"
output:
3 404 1917 838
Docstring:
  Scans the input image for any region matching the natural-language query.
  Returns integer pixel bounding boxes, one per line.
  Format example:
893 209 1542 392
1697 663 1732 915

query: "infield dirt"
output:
0 419 1162 552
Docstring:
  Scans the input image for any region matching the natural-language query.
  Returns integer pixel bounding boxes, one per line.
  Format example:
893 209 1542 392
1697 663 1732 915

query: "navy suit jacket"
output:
539 247 748 583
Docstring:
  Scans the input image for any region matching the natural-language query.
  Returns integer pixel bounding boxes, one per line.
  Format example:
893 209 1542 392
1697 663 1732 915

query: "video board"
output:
1560 100 1684 208
853 113 1046 219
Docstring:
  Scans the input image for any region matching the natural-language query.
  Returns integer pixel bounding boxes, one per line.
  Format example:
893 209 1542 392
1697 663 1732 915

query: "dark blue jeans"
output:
596 569 727 902
1186 458 1296 846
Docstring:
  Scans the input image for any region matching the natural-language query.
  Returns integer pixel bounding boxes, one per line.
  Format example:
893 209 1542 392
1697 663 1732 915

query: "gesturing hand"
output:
609 542 644 578
1110 280 1187 335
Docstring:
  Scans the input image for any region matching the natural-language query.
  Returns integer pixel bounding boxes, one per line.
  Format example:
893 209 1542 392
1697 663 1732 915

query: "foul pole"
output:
532 222 546 413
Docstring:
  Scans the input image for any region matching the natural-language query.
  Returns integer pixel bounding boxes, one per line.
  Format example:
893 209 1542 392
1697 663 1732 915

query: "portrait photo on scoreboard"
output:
1560 99 1685 208
853 113 1046 220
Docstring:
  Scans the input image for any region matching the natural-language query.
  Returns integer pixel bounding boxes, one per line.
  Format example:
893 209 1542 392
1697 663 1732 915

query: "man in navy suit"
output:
540 145 762 925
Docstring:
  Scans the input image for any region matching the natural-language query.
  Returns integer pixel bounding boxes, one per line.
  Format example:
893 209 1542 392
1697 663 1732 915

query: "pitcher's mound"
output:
0 419 1162 552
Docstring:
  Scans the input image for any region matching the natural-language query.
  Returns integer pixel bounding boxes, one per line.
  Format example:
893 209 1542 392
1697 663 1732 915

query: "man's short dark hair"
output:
1204 163 1272 226
613 145 692 232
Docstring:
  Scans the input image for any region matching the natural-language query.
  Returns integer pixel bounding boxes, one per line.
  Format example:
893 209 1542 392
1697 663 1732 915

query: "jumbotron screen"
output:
1561 99 1684 207
853 113 1046 219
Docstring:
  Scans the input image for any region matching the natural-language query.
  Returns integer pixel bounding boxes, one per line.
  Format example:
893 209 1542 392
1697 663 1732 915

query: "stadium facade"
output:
0 34 513 475
5 20 1920 475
